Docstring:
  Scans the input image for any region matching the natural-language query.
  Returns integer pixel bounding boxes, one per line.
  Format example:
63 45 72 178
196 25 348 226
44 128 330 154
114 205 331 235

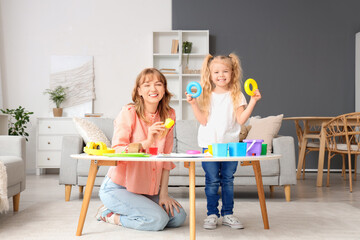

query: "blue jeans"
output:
99 176 187 231
202 161 238 217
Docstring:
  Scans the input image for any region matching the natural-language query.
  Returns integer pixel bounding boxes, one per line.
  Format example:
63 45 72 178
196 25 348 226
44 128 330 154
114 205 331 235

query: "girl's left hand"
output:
158 194 181 216
251 89 262 102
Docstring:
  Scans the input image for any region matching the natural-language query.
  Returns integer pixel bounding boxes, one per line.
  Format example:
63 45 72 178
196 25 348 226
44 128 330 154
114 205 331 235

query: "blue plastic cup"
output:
228 142 247 157
212 143 228 157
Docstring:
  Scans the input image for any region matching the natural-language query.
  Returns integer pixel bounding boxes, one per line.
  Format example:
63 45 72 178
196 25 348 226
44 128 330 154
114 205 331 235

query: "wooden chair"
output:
295 120 322 179
323 113 359 192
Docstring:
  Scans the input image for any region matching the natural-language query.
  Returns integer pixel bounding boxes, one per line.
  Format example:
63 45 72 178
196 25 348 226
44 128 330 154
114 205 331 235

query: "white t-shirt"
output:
198 92 247 148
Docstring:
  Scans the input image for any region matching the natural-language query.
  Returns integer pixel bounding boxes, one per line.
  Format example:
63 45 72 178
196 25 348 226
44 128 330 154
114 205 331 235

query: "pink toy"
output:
186 150 201 154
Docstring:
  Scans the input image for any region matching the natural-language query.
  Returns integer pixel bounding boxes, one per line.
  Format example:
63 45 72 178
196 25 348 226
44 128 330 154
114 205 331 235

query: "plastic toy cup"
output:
243 139 264 156
228 142 247 157
261 144 267 155
208 145 213 155
148 147 158 155
212 143 228 157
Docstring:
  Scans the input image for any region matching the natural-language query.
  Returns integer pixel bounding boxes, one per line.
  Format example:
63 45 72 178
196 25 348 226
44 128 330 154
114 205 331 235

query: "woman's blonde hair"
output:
199 53 243 115
131 68 173 123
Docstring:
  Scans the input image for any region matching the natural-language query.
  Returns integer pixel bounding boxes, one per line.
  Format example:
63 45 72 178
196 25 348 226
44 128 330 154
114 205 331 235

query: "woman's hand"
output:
250 89 262 103
143 121 165 149
185 92 196 105
158 194 181 217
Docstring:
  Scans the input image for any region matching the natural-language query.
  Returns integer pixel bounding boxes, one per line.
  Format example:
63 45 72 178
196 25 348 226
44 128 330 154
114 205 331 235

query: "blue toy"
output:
186 81 202 98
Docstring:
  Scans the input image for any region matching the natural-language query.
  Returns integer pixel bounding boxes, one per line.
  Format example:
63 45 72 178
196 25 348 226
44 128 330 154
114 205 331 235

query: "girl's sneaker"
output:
222 215 244 229
95 204 120 225
203 214 218 229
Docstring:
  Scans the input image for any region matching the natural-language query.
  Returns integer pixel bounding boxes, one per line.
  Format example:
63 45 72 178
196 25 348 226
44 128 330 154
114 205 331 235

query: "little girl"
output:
186 53 261 230
96 68 187 231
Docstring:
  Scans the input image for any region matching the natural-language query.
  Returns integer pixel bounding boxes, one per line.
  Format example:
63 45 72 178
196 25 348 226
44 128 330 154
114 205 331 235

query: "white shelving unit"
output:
152 30 209 120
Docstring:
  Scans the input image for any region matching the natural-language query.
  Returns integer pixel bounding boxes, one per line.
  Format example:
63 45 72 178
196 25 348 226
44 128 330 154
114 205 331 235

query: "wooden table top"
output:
284 116 334 121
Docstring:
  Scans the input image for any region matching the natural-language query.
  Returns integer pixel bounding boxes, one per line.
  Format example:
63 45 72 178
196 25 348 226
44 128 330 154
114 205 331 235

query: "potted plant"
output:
43 86 68 117
182 41 193 73
0 106 34 141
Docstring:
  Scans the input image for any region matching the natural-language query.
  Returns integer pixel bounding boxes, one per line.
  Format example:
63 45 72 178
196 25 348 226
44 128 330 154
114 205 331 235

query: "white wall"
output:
0 0 172 173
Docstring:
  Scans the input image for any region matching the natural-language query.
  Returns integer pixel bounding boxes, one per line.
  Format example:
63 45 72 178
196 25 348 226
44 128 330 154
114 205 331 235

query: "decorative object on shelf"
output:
183 68 201 74
183 41 193 74
50 55 95 117
0 106 34 141
182 41 192 54
43 85 68 117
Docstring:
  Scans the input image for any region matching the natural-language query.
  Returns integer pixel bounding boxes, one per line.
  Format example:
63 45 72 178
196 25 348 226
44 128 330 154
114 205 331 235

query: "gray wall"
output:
172 0 360 170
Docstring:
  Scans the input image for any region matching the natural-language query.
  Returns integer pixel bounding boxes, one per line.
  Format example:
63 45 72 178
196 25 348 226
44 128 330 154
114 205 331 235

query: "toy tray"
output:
103 153 151 157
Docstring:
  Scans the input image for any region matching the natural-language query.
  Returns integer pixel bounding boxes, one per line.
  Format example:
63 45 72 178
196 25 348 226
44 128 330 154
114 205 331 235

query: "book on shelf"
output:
171 39 179 54
160 68 177 74
84 113 103 117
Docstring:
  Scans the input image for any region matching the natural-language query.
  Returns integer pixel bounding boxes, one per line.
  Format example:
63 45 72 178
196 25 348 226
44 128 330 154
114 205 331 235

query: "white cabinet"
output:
36 117 79 175
152 30 209 120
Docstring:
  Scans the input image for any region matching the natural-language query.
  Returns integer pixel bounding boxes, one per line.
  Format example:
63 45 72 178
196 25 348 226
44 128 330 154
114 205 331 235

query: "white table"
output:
71 153 281 239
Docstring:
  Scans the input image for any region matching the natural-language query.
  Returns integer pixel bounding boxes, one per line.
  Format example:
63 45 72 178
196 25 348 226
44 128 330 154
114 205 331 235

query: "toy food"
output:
244 78 258 96
160 118 175 138
83 141 115 155
164 118 175 128
186 81 202 98
127 143 145 153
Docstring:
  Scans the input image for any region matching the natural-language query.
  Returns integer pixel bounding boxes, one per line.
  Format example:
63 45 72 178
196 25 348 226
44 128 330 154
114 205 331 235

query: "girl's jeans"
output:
99 176 187 231
202 161 238 217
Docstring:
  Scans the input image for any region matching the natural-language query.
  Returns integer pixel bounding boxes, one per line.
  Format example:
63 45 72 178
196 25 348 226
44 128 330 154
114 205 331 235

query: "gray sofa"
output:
59 118 296 202
0 136 26 212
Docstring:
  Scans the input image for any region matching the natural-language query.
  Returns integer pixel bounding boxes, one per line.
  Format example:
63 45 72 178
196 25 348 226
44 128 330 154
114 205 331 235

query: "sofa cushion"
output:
176 120 201 153
245 114 283 153
73 117 112 147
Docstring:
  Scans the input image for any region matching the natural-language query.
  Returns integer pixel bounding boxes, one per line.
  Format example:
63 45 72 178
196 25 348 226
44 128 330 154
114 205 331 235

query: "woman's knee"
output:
168 207 187 228
150 209 170 231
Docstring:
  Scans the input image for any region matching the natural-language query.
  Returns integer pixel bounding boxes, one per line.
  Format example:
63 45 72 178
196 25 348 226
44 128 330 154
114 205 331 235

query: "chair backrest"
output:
324 112 360 153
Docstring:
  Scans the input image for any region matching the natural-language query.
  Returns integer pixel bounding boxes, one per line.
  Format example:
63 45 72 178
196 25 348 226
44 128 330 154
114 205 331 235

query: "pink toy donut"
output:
186 150 201 154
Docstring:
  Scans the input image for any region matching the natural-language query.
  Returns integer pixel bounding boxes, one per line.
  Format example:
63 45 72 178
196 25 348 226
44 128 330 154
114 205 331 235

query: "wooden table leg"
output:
316 123 326 187
189 162 196 240
76 160 99 236
297 123 308 180
242 160 269 229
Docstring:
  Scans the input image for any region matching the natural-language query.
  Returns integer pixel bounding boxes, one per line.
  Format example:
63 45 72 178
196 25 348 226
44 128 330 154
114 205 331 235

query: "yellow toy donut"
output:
244 78 258 96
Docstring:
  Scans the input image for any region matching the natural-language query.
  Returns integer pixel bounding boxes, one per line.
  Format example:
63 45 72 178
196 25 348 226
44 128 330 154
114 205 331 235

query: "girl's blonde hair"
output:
131 68 173 123
199 53 244 115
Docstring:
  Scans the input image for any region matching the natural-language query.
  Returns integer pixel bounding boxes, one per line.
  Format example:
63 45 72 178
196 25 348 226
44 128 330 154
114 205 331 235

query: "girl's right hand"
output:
185 92 196 105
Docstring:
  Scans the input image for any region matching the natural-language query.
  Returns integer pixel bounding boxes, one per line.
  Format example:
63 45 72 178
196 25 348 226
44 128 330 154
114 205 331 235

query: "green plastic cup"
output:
261 144 267 155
